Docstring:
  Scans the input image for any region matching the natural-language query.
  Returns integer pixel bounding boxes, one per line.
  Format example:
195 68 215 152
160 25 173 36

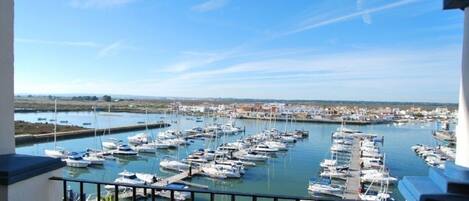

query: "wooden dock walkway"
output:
153 167 202 187
343 137 361 200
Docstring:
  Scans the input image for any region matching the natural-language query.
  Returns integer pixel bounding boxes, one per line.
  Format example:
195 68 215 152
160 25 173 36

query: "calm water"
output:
15 112 441 200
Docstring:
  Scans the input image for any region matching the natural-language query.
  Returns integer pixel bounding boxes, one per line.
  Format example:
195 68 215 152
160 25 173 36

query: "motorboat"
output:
132 144 157 153
82 152 105 165
320 159 337 168
64 153 91 168
128 133 151 145
112 144 138 156
361 172 397 184
263 141 288 151
159 158 191 172
45 148 68 159
308 178 344 197
105 170 146 191
238 151 269 161
102 138 122 149
252 144 279 153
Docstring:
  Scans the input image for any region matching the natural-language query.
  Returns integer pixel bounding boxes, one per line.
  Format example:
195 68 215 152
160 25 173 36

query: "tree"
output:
103 95 112 102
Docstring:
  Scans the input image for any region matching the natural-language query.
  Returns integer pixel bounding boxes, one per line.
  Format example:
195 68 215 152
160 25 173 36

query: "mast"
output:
93 105 98 150
53 99 57 149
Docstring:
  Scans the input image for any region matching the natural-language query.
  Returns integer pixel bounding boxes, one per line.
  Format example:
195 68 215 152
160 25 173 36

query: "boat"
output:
159 158 191 172
105 170 147 191
44 99 68 159
102 138 122 150
158 183 191 200
308 178 344 197
252 144 279 153
112 144 138 156
128 132 151 145
64 153 91 168
82 152 105 165
238 151 269 161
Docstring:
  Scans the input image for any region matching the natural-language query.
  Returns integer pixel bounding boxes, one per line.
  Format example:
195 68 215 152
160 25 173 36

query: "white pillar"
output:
0 0 15 155
456 8 469 168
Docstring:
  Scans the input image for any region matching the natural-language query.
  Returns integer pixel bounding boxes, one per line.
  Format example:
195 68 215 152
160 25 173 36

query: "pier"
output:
152 167 202 187
14 122 170 145
343 137 361 200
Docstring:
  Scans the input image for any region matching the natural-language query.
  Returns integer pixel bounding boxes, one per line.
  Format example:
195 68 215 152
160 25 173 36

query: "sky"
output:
13 0 465 103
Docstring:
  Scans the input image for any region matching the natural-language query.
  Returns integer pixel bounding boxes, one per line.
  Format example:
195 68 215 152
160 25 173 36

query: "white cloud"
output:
70 0 136 9
15 38 99 48
283 0 419 36
97 41 123 58
192 0 229 12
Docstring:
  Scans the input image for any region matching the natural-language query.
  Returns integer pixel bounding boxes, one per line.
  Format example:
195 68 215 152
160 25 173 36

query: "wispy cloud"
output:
16 38 129 58
70 0 136 9
15 38 99 48
98 41 123 58
192 0 229 12
356 0 372 25
283 0 419 36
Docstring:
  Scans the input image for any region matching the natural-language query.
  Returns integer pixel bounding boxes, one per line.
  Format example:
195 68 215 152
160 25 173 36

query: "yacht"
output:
159 158 191 172
82 152 105 165
263 141 288 151
112 144 138 156
132 143 157 153
45 148 68 159
105 171 146 191
127 132 151 145
102 138 122 150
359 193 392 201
64 153 91 168
308 178 344 197
361 172 397 184
252 144 279 153
238 151 269 161
201 163 241 178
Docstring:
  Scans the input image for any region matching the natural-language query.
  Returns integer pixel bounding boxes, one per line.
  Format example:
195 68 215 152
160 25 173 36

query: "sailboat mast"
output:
94 105 97 150
53 99 57 149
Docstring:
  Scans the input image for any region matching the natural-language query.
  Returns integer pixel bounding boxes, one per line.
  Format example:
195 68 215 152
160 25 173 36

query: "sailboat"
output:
101 103 122 149
44 99 68 159
83 106 105 165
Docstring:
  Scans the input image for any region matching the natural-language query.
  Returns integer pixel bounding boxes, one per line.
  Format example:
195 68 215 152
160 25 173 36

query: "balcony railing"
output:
50 176 348 201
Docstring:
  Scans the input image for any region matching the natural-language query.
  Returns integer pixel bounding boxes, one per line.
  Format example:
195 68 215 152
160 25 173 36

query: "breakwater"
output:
15 122 170 145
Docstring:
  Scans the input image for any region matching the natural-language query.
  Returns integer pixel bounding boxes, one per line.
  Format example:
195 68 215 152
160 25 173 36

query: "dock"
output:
237 116 391 125
343 137 361 200
152 167 202 187
15 122 170 145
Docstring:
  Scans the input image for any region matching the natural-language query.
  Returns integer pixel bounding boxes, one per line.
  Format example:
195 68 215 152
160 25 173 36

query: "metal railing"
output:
50 176 346 201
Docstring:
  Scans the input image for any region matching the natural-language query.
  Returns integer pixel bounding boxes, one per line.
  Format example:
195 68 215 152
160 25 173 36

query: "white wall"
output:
3 169 64 201
0 0 15 155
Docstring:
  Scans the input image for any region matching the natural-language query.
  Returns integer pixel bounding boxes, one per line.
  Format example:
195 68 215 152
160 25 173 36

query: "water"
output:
15 112 441 200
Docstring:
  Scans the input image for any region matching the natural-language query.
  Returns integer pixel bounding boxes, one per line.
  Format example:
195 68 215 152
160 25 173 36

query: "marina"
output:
14 110 441 200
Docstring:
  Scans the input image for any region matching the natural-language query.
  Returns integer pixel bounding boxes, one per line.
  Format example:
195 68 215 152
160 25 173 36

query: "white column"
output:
456 8 469 168
0 0 15 155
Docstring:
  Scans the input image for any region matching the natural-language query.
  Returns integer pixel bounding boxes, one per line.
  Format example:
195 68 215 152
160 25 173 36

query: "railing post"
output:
231 194 236 201
63 180 67 201
210 192 214 201
114 185 119 201
170 190 174 201
191 192 195 200
97 184 101 201
132 186 137 201
252 195 257 201
80 181 84 201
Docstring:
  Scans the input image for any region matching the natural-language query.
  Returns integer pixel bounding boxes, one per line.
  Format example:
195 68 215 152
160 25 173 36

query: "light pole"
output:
398 1 469 200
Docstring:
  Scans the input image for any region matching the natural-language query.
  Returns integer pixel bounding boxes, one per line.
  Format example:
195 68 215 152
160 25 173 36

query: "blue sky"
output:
14 0 464 103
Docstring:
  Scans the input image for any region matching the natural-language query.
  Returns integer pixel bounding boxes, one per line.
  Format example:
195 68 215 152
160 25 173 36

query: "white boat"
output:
112 144 138 156
44 99 68 159
264 141 288 151
361 172 397 184
105 170 147 191
320 169 348 179
159 158 191 172
320 159 337 168
238 151 269 161
252 144 279 153
64 154 91 168
132 144 157 153
128 132 151 145
308 179 343 197
102 138 122 150
359 193 392 201
147 140 171 149
45 148 68 159
82 153 105 165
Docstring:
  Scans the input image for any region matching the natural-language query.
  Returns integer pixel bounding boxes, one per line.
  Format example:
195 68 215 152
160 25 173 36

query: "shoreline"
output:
15 122 170 146
237 116 392 125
